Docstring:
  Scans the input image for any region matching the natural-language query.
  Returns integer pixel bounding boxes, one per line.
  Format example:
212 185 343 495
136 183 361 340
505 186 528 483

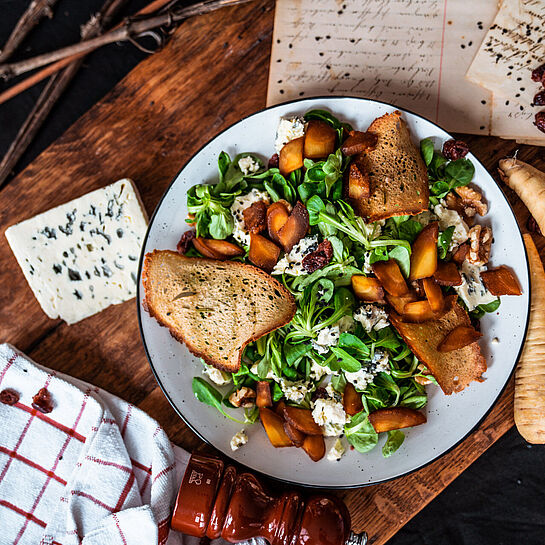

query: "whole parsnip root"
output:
514 234 545 444
498 158 545 234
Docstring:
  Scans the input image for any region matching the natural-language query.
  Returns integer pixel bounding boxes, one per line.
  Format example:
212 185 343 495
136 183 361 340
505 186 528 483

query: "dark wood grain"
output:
0 1 543 542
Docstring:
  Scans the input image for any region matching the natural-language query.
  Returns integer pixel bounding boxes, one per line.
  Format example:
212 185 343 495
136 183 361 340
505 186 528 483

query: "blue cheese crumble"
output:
311 325 340 354
271 235 318 276
454 261 497 311
433 203 469 251
344 350 390 391
279 378 310 404
230 429 248 451
238 156 260 175
312 397 348 436
202 362 232 386
354 304 389 332
327 438 346 461
230 188 270 247
5 179 148 324
275 117 306 153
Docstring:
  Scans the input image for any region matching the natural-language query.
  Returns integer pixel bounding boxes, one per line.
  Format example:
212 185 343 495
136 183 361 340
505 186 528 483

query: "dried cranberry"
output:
533 90 545 106
442 139 469 160
0 388 20 406
32 388 54 414
531 63 545 83
302 240 333 273
527 215 542 236
268 153 279 169
176 230 196 254
534 111 545 133
312 387 328 401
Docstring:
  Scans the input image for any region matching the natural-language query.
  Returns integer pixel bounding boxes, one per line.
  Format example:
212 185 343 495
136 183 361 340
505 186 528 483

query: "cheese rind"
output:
6 179 148 324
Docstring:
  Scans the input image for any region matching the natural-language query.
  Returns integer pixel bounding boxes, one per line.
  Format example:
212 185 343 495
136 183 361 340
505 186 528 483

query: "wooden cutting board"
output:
1 2 543 542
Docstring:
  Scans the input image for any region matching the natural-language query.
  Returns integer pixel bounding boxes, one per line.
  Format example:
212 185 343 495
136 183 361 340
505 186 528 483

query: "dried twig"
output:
0 0 60 63
0 0 253 80
0 0 175 106
0 0 131 189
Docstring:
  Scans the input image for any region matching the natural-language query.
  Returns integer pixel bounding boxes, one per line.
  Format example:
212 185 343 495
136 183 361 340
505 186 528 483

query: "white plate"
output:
137 97 529 488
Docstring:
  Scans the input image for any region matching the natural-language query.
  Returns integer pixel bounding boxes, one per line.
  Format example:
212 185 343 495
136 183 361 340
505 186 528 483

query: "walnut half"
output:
455 186 488 217
467 225 492 265
229 387 256 408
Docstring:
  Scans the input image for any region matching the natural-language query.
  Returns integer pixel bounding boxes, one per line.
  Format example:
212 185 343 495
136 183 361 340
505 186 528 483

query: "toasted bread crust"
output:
349 111 429 222
389 303 486 394
142 250 296 372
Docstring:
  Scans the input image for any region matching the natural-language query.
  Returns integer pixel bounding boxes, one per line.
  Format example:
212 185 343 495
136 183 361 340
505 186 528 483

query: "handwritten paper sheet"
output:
267 0 497 134
267 0 545 142
467 0 545 109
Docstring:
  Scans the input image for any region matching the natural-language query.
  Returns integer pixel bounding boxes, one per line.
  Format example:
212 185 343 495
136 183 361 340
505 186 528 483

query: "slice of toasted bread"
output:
349 111 429 222
142 250 296 372
389 302 486 394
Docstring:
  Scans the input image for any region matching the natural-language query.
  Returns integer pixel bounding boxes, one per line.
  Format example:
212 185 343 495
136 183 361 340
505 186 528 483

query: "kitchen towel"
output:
0 342 187 545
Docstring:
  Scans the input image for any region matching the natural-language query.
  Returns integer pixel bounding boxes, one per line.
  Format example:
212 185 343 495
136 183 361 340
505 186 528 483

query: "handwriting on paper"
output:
268 0 495 134
467 0 545 110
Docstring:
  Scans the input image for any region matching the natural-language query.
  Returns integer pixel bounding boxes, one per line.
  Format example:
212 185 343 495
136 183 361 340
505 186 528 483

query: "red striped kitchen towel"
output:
0 343 188 545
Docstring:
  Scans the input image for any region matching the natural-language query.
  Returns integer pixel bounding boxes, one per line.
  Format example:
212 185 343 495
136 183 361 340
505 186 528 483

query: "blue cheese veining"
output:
5 179 148 324
274 117 306 153
344 350 390 391
353 304 389 332
271 235 318 276
454 261 497 311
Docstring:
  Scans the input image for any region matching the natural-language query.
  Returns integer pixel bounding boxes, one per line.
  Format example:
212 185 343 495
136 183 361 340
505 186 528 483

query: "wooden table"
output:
0 2 543 543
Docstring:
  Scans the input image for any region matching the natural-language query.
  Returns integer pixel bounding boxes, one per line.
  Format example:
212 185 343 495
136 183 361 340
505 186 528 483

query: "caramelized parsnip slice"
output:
302 434 326 462
372 259 409 296
422 277 444 313
249 234 281 272
369 407 426 433
348 162 370 200
256 381 273 408
243 201 267 234
279 137 304 176
438 325 483 352
283 406 323 435
274 400 287 416
192 237 222 259
351 275 385 302
401 300 437 323
283 420 306 447
343 383 363 416
277 201 310 253
385 291 418 314
201 238 244 258
409 222 439 280
267 201 290 244
480 266 522 296
401 293 456 322
451 243 469 265
259 408 294 448
434 261 462 286
304 120 337 159
341 130 378 156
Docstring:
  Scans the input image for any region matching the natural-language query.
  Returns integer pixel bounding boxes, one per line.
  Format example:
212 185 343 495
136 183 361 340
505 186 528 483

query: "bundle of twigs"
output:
0 0 252 189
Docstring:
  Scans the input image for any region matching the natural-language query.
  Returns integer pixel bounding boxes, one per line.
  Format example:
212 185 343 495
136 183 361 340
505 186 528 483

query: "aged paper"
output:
267 0 497 134
467 0 545 109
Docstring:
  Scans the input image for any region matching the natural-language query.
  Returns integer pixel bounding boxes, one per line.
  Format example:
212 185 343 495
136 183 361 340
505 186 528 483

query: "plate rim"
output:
136 95 531 489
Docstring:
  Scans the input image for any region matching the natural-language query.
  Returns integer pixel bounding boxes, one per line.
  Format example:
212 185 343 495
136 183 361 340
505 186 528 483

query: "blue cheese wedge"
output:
5 179 148 324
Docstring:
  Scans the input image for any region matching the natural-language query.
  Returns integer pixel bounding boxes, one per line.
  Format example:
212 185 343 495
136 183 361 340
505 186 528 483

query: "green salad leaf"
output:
192 377 244 423
437 226 455 259
382 430 405 457
344 411 379 453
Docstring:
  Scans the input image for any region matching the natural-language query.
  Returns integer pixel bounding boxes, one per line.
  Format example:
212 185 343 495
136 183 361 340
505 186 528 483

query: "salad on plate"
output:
144 108 522 463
